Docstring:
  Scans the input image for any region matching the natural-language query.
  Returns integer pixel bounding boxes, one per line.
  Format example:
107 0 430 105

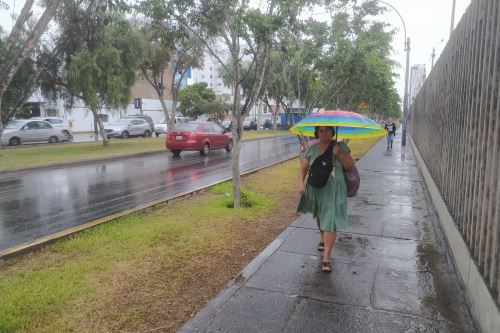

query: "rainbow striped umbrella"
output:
289 109 387 139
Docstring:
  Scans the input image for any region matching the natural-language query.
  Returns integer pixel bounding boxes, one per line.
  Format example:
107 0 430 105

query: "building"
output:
187 52 232 96
409 65 427 106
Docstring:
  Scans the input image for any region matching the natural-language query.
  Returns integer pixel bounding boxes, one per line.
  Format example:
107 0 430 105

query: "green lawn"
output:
0 130 289 173
0 137 380 332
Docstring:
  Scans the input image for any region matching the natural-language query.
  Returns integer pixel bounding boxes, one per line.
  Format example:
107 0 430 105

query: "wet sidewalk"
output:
180 136 476 332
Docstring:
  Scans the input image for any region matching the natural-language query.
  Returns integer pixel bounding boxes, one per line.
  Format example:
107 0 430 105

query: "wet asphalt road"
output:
0 136 299 251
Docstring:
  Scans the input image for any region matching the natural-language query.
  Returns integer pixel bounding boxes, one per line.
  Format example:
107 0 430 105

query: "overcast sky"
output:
1 0 471 99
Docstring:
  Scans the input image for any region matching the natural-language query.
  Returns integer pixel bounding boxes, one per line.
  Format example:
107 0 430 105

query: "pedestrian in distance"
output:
385 118 397 151
297 126 355 273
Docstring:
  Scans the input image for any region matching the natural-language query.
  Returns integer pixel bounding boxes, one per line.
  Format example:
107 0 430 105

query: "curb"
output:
0 135 293 176
0 154 298 260
178 224 297 333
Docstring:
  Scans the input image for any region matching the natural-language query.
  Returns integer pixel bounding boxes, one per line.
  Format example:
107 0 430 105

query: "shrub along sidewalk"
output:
0 138 379 332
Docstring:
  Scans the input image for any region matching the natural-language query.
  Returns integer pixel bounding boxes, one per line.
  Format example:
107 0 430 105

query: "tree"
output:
41 2 144 145
138 0 204 131
315 2 401 118
178 82 218 119
170 0 333 207
0 0 61 140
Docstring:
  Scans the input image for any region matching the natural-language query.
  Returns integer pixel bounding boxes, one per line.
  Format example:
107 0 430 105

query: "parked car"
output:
1 119 66 146
31 116 73 141
165 121 232 157
262 119 273 130
155 118 168 137
126 114 154 132
104 119 152 139
154 116 191 136
243 119 257 130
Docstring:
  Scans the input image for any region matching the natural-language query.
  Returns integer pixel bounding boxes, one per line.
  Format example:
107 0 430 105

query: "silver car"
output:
31 117 73 141
1 120 67 146
104 118 152 139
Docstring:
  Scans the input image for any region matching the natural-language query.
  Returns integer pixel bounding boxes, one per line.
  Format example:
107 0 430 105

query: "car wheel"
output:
201 143 210 156
155 132 160 137
121 131 130 139
172 149 181 157
9 137 20 146
143 130 151 138
62 130 71 141
49 136 59 144
225 139 233 152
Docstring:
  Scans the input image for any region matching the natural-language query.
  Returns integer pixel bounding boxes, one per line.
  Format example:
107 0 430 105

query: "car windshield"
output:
158 118 166 124
5 121 25 129
47 119 63 124
109 119 130 126
176 124 200 131
222 121 230 126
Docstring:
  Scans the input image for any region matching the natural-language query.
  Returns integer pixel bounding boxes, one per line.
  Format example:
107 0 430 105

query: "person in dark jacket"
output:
385 118 397 150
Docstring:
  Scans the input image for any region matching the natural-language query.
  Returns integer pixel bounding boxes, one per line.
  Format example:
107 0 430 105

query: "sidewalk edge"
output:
178 224 297 333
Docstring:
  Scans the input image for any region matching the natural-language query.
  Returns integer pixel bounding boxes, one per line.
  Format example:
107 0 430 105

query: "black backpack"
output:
307 142 335 188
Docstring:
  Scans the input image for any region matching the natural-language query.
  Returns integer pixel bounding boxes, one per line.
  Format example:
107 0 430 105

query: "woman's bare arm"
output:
333 145 355 172
298 158 309 194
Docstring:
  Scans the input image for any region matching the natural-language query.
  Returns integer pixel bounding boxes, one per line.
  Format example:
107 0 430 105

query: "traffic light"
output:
134 98 142 109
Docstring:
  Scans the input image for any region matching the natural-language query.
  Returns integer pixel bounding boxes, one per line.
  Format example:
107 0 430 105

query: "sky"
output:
0 0 472 100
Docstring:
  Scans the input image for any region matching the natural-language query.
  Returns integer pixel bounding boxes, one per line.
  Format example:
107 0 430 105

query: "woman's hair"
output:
314 126 336 139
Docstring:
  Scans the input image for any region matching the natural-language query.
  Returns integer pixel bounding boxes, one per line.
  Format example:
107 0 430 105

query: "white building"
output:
409 64 427 106
187 52 233 96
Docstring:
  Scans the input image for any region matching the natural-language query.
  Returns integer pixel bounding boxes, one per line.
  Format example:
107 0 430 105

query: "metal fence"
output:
409 0 499 304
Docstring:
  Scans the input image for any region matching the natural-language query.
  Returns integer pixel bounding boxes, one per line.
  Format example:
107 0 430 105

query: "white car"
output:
30 117 73 141
154 118 169 137
154 117 190 136
104 119 152 139
1 120 67 146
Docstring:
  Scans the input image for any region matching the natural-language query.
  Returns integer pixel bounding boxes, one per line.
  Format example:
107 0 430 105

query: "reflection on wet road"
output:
0 136 298 251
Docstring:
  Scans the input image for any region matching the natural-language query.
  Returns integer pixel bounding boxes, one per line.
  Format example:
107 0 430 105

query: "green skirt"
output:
297 173 348 232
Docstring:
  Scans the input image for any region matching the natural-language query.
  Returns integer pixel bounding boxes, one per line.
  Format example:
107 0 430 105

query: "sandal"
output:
317 242 324 251
322 262 333 273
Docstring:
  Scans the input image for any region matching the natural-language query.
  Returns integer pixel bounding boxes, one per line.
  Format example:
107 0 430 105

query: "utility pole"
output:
402 37 411 147
450 0 456 37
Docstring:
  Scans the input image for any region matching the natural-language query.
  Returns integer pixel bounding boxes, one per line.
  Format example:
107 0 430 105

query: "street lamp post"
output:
450 0 457 37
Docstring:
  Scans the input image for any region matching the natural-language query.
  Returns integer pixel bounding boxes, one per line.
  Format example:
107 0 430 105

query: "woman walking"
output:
297 126 354 272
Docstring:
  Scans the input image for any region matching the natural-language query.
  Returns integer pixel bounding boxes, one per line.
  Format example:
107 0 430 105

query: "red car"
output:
165 121 233 157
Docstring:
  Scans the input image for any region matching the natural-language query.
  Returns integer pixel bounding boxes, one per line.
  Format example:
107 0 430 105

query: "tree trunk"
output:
170 97 178 131
0 97 4 148
231 41 242 208
91 107 109 146
158 94 171 130
273 103 280 130
257 99 262 131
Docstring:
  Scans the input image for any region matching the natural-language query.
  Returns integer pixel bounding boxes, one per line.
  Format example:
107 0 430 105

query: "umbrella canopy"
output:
289 109 387 139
